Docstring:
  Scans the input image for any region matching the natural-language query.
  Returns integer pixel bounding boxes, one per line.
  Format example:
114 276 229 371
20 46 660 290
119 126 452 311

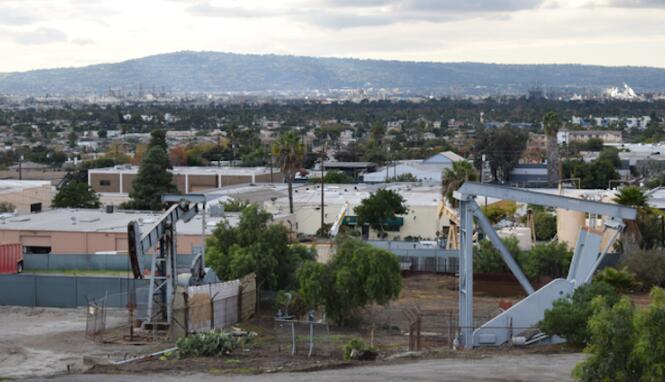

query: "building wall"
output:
122 174 137 193
221 175 252 187
255 173 283 183
0 229 203 255
1 185 53 213
90 173 121 193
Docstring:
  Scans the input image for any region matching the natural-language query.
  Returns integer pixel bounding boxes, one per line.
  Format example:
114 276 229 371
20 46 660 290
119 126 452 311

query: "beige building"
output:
88 165 283 195
0 180 53 213
0 208 289 255
264 184 450 240
557 130 622 145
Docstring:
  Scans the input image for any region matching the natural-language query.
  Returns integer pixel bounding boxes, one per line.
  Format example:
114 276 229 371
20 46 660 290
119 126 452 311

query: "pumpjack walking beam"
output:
454 182 636 349
127 195 204 329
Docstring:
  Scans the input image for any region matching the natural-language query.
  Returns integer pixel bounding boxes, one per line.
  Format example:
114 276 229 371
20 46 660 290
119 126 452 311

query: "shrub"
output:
473 236 524 274
481 201 517 224
540 281 619 348
177 331 241 358
0 201 15 213
633 287 665 381
342 338 377 361
594 267 641 292
522 242 572 280
620 250 665 290
533 210 557 241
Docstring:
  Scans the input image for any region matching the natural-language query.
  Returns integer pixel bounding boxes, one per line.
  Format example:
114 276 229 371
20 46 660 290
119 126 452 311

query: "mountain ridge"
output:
2 51 665 96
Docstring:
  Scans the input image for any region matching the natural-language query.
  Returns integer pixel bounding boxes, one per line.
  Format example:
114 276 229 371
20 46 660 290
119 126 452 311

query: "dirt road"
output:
21 353 584 382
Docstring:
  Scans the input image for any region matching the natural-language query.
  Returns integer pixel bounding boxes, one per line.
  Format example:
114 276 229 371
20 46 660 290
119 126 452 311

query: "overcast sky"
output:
1 0 665 72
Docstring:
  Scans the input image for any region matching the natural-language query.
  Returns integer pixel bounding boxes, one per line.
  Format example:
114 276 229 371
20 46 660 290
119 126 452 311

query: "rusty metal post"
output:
416 315 422 351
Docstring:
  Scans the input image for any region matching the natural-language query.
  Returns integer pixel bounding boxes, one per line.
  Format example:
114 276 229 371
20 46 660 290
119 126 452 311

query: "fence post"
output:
291 321 296 355
237 286 243 323
210 296 215 330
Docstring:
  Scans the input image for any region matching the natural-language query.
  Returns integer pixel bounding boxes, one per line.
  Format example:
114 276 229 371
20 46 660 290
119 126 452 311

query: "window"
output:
99 179 111 186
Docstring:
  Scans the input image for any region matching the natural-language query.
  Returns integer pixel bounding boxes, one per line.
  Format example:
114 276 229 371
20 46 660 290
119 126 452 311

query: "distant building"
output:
508 164 548 187
0 208 289 255
364 151 466 183
88 165 283 194
557 130 622 145
0 180 53 213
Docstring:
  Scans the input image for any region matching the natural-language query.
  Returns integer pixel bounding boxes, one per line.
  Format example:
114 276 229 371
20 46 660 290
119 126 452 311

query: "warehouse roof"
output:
89 165 279 176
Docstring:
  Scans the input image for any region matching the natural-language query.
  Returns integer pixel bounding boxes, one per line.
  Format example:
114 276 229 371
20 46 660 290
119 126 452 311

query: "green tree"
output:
540 281 619 347
473 126 528 181
354 188 408 238
149 129 168 152
633 287 665 381
614 186 658 252
206 204 315 290
52 181 101 209
441 161 477 207
272 131 305 214
543 112 561 187
297 236 402 325
573 297 639 382
309 170 354 184
126 145 176 210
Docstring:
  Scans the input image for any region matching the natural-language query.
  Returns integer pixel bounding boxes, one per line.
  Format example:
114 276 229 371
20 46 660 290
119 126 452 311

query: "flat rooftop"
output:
0 180 52 194
89 165 279 176
0 208 243 235
276 183 442 207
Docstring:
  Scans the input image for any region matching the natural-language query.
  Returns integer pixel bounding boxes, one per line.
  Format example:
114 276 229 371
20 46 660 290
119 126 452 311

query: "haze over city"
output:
1 0 665 72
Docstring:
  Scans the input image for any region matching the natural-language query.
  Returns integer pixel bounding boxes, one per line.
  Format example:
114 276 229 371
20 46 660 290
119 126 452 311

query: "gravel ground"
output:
0 306 167 379
20 353 584 382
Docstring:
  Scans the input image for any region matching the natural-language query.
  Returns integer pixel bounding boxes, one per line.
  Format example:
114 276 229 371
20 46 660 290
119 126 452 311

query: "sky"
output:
1 0 665 72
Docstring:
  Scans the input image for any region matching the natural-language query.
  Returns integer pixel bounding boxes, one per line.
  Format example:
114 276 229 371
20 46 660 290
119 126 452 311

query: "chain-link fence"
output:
273 318 331 357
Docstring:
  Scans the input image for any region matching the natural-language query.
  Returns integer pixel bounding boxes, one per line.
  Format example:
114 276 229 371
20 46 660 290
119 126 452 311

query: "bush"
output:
594 267 641 292
533 210 556 241
522 242 572 280
275 290 308 318
342 338 377 361
620 250 665 290
540 281 619 348
481 201 517 224
474 236 524 274
177 331 241 358
0 201 15 213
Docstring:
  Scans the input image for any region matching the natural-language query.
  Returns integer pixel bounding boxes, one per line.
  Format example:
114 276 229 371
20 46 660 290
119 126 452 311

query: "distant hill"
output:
1 51 665 96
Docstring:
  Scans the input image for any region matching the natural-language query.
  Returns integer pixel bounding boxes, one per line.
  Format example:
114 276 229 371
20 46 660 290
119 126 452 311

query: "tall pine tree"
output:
126 129 175 210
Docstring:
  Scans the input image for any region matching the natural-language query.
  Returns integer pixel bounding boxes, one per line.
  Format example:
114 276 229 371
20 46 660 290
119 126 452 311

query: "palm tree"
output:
614 186 650 254
442 160 477 208
272 131 305 214
543 112 561 187
614 186 648 209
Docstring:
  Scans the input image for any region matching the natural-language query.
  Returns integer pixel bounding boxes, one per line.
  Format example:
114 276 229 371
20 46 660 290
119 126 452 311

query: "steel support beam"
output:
458 182 637 220
469 200 535 295
458 198 474 349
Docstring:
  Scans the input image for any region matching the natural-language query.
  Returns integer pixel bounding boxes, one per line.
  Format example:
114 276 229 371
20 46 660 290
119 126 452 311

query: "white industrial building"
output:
363 151 467 183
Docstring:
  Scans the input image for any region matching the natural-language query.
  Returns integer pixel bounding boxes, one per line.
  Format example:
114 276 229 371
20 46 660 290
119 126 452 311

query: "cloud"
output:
72 38 95 45
12 27 69 45
604 0 665 7
186 2 289 18
0 5 41 26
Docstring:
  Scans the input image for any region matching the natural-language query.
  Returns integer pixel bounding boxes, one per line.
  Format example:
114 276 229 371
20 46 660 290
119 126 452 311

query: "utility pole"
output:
320 142 326 236
18 155 23 180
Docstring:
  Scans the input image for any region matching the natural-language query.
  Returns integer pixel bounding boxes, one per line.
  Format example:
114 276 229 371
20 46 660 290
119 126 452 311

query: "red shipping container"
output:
0 243 23 274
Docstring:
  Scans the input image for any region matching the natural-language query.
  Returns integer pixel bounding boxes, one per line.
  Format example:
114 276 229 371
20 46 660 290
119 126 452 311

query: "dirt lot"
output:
1 273 574 380
0 306 168 379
